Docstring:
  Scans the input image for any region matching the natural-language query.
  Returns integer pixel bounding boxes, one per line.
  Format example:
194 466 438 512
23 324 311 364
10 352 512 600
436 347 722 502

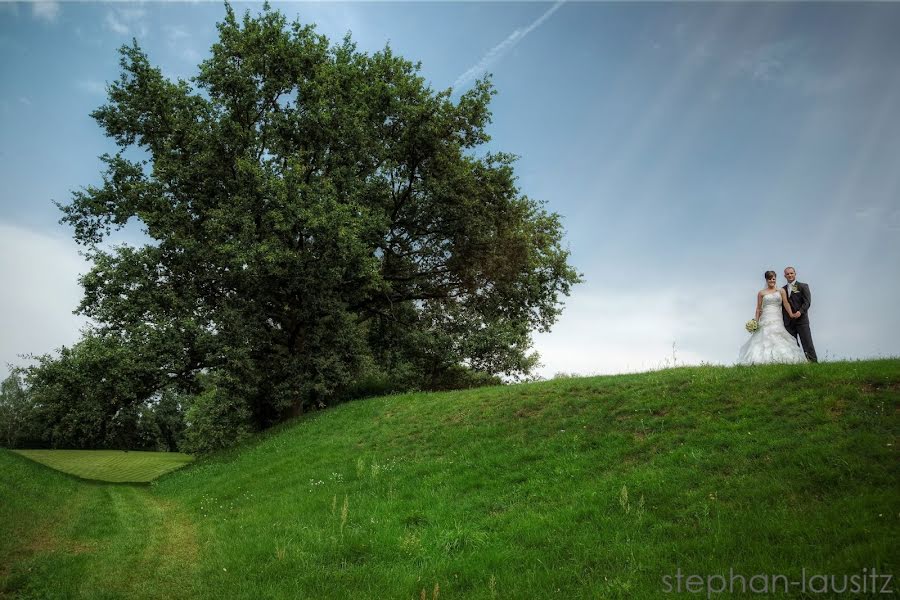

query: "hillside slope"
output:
3 360 898 598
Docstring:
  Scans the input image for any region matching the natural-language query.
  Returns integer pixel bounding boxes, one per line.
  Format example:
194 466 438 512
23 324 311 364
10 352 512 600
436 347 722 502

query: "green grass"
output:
11 450 194 483
2 359 898 599
0 452 198 599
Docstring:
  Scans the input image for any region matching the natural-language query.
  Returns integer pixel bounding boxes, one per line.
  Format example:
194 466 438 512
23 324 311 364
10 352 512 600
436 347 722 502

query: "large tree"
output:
58 3 580 429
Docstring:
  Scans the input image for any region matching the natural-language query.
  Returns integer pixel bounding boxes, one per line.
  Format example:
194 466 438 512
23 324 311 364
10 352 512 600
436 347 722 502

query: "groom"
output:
782 266 818 363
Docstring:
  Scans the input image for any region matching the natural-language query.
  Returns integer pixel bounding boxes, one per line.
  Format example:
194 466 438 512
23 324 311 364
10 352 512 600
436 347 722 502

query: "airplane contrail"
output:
453 1 565 91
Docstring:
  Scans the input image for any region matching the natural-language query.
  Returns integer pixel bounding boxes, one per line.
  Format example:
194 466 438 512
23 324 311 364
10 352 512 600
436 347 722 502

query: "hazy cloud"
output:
737 40 796 83
32 1 60 24
0 223 90 380
532 286 714 378
75 79 106 96
105 12 129 35
736 38 859 97
164 24 202 64
164 24 189 42
105 6 148 38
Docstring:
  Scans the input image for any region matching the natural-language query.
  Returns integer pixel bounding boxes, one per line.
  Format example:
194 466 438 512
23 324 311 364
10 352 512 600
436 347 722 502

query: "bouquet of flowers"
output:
745 319 759 333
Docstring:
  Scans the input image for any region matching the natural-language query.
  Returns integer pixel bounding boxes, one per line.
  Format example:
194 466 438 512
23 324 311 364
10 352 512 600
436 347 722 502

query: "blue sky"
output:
2 1 899 379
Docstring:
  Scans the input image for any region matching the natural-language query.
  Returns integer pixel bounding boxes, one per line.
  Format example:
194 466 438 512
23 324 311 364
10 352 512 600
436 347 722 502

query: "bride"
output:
738 271 807 365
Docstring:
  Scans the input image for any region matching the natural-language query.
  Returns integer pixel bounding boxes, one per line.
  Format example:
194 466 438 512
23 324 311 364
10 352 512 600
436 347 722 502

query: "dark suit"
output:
782 282 817 362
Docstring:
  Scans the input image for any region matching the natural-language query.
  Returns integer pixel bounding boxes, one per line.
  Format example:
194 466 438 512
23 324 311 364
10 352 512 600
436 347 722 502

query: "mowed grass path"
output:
0 451 198 599
2 359 898 599
12 450 193 483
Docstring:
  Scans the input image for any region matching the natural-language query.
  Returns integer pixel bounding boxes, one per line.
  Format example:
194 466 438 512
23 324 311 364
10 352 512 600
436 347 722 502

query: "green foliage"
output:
345 364 503 400
21 334 192 450
0 370 39 448
56 3 581 431
150 387 189 451
420 363 504 391
181 384 252 455
24 333 165 448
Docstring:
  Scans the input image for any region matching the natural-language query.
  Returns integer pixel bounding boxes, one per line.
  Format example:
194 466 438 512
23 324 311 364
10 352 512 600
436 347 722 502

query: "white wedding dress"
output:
738 291 807 365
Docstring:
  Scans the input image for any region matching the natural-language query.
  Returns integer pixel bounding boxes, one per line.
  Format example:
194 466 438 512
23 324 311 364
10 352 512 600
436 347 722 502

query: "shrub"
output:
181 387 252 455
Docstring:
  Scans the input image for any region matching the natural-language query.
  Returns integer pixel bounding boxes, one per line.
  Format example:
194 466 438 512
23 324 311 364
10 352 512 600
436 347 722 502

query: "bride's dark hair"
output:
764 270 777 280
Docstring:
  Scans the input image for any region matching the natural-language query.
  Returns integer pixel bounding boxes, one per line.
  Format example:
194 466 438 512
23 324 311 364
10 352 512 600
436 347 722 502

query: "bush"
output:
181 386 252 455
344 373 405 401
427 364 503 391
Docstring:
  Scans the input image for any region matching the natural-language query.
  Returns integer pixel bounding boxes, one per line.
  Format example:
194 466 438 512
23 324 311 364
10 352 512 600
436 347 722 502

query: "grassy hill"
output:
2 360 898 598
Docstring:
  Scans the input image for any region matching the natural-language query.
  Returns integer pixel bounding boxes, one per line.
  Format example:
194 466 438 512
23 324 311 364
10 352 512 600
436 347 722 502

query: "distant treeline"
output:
0 359 500 454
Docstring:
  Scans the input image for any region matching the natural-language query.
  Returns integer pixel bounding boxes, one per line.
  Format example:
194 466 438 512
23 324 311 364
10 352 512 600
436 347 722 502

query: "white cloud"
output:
105 6 148 38
293 3 363 46
165 24 190 42
735 38 855 96
76 80 107 96
18 96 32 106
0 223 90 381
454 1 565 91
737 40 794 83
532 286 719 378
105 12 129 35
32 1 60 24
164 24 202 64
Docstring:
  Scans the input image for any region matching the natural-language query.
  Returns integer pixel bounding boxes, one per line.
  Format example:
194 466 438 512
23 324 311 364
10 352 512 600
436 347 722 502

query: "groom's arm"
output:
799 284 811 315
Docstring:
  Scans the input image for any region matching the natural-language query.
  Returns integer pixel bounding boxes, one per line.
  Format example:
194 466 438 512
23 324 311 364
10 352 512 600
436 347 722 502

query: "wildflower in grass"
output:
400 531 421 552
619 484 630 514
